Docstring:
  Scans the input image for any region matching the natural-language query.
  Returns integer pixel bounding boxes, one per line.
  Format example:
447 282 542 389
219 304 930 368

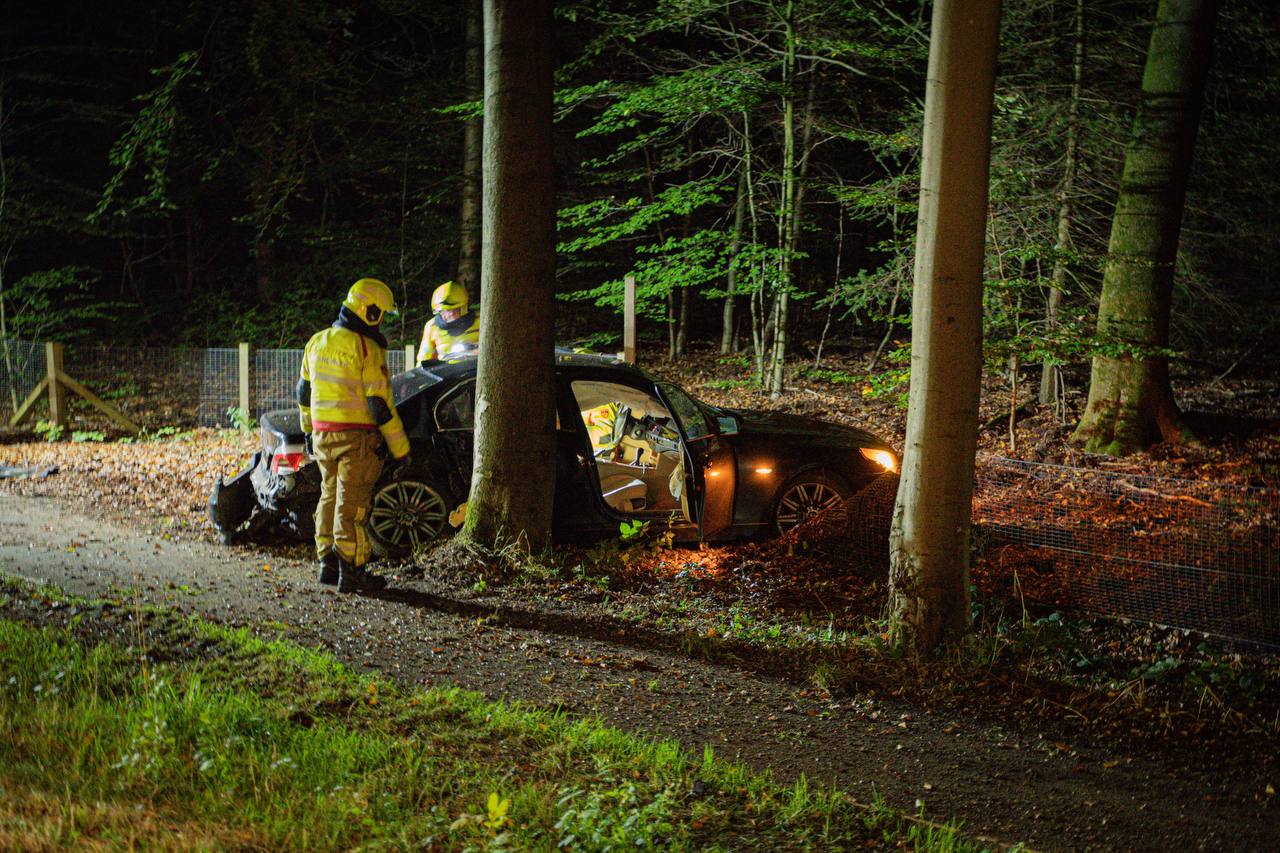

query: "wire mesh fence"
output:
973 457 1280 648
254 348 304 419
60 343 207 430
198 348 241 427
0 338 44 424
0 339 413 429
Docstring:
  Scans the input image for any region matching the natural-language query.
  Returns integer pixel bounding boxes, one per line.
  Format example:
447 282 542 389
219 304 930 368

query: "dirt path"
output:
0 492 1274 852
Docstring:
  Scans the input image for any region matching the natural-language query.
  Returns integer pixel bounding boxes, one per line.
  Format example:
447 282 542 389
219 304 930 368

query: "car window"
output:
659 383 714 441
434 380 560 431
435 380 475 431
571 379 676 459
393 367 445 404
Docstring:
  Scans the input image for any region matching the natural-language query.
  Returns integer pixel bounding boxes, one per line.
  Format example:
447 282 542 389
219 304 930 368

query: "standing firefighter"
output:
418 280 480 363
298 278 410 593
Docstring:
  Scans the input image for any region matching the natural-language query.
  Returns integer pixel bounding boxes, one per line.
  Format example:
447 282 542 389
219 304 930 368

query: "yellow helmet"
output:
344 278 396 326
431 281 469 315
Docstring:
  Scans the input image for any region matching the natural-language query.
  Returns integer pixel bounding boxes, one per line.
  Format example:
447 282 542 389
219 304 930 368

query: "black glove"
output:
390 454 412 479
304 434 315 456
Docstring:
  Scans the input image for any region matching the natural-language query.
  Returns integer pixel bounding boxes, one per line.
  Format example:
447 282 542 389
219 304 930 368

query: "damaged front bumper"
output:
208 452 260 544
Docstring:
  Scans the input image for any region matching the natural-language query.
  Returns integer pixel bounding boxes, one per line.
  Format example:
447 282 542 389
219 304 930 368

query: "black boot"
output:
318 551 339 586
337 558 387 594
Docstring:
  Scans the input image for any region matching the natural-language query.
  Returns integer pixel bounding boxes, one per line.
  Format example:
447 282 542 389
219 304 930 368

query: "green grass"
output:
0 583 1001 852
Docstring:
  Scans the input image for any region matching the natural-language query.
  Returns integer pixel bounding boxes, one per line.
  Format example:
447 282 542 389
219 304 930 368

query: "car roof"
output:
396 348 657 397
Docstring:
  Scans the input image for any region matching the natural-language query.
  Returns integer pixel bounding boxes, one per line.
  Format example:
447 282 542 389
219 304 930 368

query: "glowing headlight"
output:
860 447 898 473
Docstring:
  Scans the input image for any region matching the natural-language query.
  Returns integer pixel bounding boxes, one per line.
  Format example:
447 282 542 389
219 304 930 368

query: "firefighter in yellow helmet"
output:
418 281 480 363
297 278 411 593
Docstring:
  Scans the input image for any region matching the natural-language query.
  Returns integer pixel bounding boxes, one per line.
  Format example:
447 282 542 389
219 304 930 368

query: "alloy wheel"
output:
774 480 846 533
369 480 449 551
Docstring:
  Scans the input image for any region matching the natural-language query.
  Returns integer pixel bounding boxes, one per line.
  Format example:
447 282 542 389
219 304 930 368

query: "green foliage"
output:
554 783 680 851
71 430 106 443
2 267 129 342
618 519 650 543
100 379 142 401
137 425 191 442
225 406 257 432
0 582 986 851
862 343 911 409
34 419 64 442
1131 646 1264 703
92 51 201 223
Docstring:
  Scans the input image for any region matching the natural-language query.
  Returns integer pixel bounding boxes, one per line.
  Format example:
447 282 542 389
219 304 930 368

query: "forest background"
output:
2 0 1277 421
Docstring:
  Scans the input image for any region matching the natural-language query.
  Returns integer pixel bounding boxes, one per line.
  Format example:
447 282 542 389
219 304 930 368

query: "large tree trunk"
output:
889 0 1001 658
1072 0 1216 455
456 0 483 296
461 0 556 551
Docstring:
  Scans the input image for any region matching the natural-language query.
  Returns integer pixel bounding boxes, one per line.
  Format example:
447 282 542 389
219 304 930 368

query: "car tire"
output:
367 476 453 558
771 470 852 535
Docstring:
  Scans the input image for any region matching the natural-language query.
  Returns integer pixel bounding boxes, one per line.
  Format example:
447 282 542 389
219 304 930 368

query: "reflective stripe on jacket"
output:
418 314 480 362
299 326 410 459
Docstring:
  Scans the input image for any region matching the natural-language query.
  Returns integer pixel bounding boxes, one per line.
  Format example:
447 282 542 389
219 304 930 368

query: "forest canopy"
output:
1 0 1277 379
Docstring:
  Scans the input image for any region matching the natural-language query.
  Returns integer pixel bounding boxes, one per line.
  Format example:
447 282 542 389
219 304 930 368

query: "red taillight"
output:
271 452 306 475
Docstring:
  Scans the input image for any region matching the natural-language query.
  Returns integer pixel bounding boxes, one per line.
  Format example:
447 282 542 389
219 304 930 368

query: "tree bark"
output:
461 0 557 551
767 1 797 399
889 0 1001 658
1040 0 1084 407
1072 0 1216 455
456 0 483 296
721 165 747 355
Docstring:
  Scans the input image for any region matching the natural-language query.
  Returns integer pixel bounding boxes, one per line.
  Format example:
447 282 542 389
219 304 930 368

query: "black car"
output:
209 351 898 555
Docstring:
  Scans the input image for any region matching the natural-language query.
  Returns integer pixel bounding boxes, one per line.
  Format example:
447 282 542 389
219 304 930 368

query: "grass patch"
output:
0 581 1000 852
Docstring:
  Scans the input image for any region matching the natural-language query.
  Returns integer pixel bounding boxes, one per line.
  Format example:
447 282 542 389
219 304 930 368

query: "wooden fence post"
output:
623 274 636 364
238 342 252 419
46 342 67 428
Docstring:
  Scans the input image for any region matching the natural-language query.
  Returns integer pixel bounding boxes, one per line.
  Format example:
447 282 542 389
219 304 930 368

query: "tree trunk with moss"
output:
461 0 556 551
888 0 1000 658
1073 0 1217 455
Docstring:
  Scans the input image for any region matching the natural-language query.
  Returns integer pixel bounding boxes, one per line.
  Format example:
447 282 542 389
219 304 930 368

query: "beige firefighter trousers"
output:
312 429 385 567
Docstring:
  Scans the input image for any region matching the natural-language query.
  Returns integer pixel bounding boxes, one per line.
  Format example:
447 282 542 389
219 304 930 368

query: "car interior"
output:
571 380 689 520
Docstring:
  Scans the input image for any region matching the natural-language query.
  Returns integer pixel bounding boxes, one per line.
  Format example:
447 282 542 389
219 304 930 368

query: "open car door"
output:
659 383 736 541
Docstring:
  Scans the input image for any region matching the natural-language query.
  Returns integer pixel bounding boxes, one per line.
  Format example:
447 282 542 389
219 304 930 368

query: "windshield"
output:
659 382 715 441
391 366 446 404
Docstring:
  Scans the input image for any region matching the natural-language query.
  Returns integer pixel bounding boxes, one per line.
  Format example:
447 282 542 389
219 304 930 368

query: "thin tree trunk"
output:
869 278 902 370
768 1 797 399
666 291 678 362
462 0 557 551
814 210 844 367
769 42 818 398
889 0 1001 658
0 74 16 412
721 164 747 355
869 210 904 370
676 285 689 356
742 110 768 383
1040 0 1084 406
456 0 483 296
1072 0 1216 455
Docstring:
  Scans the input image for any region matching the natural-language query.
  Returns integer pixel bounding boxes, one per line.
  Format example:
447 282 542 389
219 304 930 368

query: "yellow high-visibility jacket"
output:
299 326 410 459
418 314 480 362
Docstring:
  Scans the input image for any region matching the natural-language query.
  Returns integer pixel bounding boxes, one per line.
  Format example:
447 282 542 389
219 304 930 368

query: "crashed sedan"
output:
210 351 898 556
